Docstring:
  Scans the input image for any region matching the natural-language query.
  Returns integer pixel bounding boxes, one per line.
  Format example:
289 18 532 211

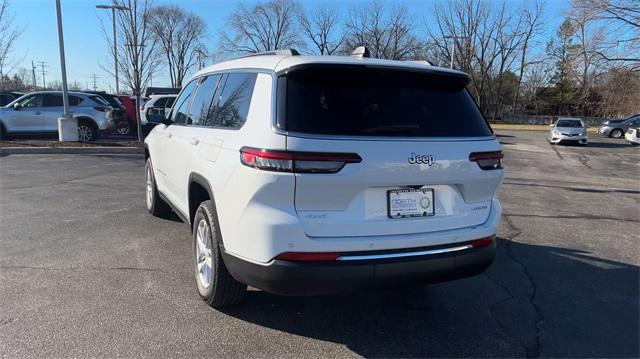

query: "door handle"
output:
188 137 200 146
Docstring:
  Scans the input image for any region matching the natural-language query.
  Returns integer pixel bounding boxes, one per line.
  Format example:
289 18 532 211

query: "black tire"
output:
77 120 98 142
0 123 6 140
610 129 623 139
193 200 246 308
145 158 171 217
115 121 132 136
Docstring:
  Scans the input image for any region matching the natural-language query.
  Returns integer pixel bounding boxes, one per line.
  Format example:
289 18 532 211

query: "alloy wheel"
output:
77 125 93 142
195 219 213 289
145 164 153 210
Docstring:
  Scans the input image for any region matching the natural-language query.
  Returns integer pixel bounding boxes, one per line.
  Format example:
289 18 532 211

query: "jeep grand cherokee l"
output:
144 49 504 307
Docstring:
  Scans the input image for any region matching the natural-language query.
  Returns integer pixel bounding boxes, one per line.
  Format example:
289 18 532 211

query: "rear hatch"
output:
279 64 502 238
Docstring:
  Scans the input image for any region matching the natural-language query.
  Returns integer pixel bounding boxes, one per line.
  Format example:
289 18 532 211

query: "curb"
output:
0 146 144 155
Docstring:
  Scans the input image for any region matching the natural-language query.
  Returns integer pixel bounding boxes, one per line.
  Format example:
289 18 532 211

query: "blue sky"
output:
10 0 569 92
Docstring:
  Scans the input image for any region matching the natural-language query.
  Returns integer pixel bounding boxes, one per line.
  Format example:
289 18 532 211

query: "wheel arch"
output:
74 116 99 129
188 173 215 230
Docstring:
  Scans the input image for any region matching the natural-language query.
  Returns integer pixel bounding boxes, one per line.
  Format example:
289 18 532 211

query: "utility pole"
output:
196 48 206 70
96 4 130 94
31 61 37 91
90 73 99 91
37 61 48 89
55 0 75 142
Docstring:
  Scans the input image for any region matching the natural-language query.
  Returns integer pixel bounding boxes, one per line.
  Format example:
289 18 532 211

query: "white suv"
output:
0 91 114 141
144 49 504 307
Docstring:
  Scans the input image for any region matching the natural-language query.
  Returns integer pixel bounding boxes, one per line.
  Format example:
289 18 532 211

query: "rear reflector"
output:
470 235 496 247
276 252 341 261
240 147 361 173
469 151 503 170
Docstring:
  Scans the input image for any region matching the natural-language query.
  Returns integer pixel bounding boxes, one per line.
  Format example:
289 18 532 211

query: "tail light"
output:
469 151 503 170
470 235 496 247
240 147 361 173
276 252 340 261
94 107 110 112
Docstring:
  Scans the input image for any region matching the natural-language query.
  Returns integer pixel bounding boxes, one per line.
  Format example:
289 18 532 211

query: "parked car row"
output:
548 114 640 147
0 90 167 141
0 91 117 141
598 114 640 139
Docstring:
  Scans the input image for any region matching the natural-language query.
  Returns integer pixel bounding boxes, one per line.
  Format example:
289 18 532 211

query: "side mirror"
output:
146 107 170 125
13 103 21 110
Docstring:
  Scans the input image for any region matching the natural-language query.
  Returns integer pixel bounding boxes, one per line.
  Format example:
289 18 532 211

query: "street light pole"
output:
96 4 129 94
443 35 468 69
55 0 69 118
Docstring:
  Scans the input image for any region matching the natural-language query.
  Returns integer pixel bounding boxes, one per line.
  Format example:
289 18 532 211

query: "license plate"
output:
387 188 435 219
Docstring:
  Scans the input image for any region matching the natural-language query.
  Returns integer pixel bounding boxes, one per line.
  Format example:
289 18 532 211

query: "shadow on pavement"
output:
584 141 633 149
220 238 639 358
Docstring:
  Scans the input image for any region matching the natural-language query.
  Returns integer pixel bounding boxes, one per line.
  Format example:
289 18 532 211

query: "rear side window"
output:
90 95 110 106
171 81 198 125
69 96 82 106
165 97 175 108
188 75 221 126
209 73 257 129
280 65 492 137
43 94 63 107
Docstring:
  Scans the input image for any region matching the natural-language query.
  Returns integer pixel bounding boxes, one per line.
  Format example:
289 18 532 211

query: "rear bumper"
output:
222 240 496 296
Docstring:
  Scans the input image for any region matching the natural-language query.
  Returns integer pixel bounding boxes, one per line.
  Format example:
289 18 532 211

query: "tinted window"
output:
90 95 110 106
188 75 221 126
153 97 167 108
165 97 175 108
210 73 257 129
18 94 43 108
0 94 14 106
556 120 583 127
69 96 82 106
281 65 492 137
43 94 63 107
170 81 198 125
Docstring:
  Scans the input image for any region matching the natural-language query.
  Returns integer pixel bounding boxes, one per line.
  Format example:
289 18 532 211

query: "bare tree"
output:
102 0 161 99
521 59 553 113
343 1 423 60
512 0 544 111
0 0 22 91
218 0 301 56
298 6 344 55
571 0 639 69
149 5 206 87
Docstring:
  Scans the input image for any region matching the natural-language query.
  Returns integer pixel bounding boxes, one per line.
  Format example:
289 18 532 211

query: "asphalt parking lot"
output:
1 130 638 358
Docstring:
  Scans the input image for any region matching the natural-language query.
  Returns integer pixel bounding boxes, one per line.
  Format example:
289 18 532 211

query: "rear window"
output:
279 65 492 137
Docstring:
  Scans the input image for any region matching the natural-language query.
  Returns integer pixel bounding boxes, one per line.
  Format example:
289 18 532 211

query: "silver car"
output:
598 114 640 139
0 91 114 141
549 118 588 146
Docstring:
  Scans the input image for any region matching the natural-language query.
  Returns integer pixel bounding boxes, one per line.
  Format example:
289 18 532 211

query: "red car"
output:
118 95 148 136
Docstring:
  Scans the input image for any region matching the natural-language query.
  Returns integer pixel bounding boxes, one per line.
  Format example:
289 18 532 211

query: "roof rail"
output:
239 49 300 59
351 46 370 58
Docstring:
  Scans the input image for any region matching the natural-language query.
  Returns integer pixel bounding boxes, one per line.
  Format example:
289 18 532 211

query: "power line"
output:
37 61 48 89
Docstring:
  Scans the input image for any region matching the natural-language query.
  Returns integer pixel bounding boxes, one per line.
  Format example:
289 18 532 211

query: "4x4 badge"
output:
408 153 435 166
